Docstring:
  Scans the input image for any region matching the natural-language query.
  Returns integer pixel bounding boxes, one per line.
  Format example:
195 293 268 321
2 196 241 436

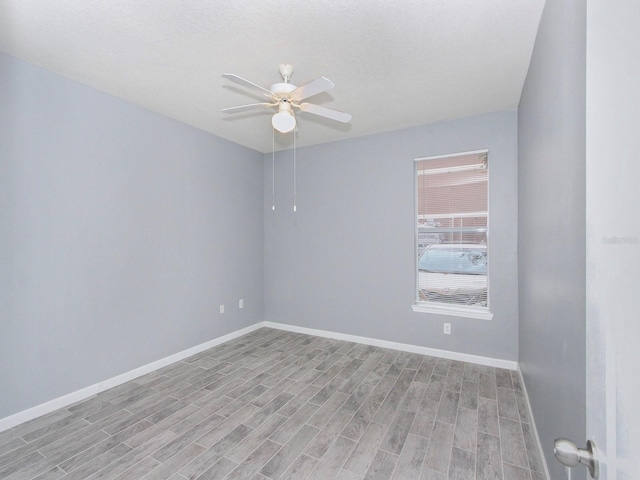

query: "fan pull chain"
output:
293 131 297 212
272 128 275 211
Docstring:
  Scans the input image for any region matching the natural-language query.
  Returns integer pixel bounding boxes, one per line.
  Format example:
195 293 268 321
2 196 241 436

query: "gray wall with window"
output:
263 110 519 361
517 0 587 477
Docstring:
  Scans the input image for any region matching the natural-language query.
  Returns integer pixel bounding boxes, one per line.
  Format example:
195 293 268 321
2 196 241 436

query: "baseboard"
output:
1 320 519 433
263 321 518 370
517 366 552 480
0 323 264 433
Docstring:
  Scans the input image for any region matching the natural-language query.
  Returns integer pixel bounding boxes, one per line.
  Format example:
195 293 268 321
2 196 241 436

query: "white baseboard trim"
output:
263 321 518 370
0 323 264 433
1 320 519 433
517 366 552 480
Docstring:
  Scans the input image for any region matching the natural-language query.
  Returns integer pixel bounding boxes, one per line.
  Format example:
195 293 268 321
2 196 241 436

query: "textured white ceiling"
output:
0 0 545 153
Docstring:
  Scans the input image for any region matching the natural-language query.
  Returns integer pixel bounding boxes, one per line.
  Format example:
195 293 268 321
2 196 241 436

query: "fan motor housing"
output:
270 83 296 96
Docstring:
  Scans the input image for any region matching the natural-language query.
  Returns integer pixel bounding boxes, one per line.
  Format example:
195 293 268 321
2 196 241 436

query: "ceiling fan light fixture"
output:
272 105 296 133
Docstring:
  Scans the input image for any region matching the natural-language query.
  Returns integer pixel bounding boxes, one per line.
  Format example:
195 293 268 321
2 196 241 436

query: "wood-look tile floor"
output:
0 328 546 480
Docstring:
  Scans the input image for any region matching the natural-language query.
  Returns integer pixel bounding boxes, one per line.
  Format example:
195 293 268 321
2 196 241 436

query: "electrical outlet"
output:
220 304 224 314
239 299 244 309
444 323 451 335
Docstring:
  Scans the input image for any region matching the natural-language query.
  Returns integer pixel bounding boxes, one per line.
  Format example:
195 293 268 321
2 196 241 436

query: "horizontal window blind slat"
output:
417 227 488 234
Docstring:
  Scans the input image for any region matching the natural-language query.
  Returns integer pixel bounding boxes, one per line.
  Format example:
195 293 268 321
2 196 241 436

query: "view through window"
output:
415 150 489 310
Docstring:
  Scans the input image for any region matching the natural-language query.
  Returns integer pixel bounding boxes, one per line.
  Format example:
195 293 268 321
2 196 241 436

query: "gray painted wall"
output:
0 53 264 418
264 111 519 361
517 0 586 477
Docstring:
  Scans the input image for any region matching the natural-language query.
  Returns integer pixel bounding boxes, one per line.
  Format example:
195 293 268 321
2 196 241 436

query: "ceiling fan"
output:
221 64 352 133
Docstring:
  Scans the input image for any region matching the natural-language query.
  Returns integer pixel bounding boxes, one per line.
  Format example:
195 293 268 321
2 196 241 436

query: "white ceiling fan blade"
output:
291 77 335 101
222 103 274 114
299 103 352 123
222 73 273 97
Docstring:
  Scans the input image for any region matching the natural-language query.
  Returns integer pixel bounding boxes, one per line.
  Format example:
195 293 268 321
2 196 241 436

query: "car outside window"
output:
418 244 487 307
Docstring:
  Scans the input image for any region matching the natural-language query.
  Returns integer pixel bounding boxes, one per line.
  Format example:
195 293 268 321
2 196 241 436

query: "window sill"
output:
412 302 494 320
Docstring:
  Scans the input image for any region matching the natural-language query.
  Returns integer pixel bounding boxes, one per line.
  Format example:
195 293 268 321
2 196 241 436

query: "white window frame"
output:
412 149 494 321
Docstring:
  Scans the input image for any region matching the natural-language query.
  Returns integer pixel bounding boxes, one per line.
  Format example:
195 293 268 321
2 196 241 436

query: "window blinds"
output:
415 150 489 308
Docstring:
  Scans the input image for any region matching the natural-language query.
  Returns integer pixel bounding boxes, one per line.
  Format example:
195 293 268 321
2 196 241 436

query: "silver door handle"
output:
554 438 599 478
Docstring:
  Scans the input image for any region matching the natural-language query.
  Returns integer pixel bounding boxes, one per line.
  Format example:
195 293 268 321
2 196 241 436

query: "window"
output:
413 150 492 320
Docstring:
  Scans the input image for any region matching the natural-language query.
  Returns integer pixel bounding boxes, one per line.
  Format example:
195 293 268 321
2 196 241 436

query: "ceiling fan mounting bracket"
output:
278 64 294 83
